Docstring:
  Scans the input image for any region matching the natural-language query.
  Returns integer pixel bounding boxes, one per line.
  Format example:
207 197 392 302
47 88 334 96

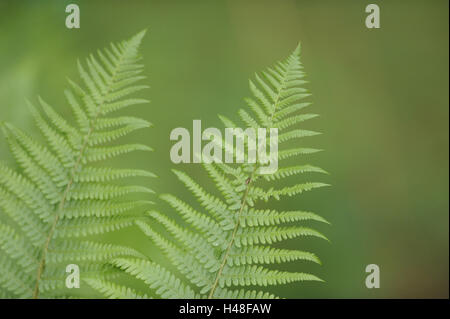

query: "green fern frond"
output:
112 258 200 298
84 278 150 299
90 43 329 299
0 30 153 298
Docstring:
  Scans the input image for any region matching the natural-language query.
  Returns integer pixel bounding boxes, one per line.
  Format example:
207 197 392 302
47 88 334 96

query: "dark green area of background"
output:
0 0 448 298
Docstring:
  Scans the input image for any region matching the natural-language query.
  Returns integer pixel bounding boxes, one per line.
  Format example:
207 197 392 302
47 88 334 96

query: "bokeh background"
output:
0 0 448 298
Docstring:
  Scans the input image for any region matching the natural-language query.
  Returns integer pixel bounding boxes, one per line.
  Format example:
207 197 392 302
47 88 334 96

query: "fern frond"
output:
238 208 329 227
214 287 279 299
219 265 322 287
136 220 214 290
90 43 329 299
234 226 328 246
0 31 153 298
84 278 150 299
112 258 199 298
227 246 321 266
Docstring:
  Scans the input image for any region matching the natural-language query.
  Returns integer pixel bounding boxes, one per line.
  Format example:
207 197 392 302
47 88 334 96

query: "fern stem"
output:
32 124 95 298
32 43 130 298
207 167 257 299
207 60 290 298
207 59 294 298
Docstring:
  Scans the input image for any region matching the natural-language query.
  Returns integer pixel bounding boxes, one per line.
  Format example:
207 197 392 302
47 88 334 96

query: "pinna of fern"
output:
0 30 154 298
87 43 330 299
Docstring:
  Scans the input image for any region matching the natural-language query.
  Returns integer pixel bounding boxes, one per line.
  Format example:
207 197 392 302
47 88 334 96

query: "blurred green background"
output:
0 0 448 298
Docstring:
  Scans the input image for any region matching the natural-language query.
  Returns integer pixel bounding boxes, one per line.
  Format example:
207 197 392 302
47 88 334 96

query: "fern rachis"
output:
0 31 153 298
88 43 329 299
